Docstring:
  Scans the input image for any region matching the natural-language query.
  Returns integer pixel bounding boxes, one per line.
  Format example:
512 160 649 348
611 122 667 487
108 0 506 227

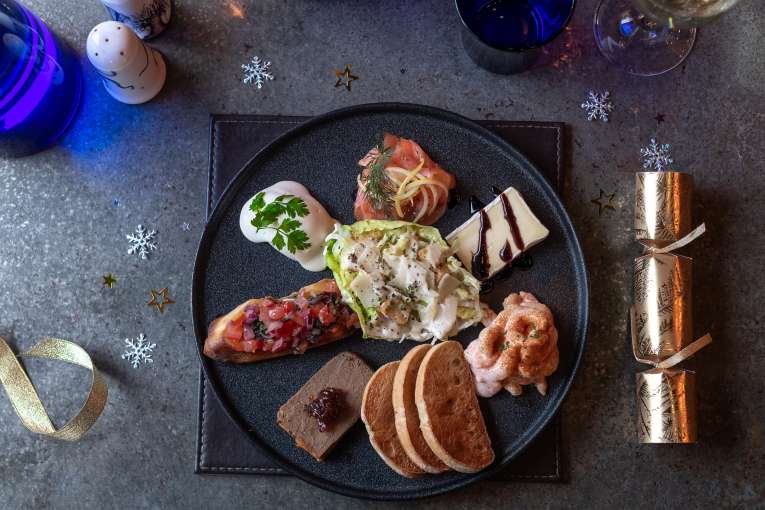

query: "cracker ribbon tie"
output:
0 337 107 441
644 223 706 254
630 309 712 368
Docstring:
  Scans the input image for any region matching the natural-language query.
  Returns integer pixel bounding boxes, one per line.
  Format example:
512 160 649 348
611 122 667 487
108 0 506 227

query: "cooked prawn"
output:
465 292 559 397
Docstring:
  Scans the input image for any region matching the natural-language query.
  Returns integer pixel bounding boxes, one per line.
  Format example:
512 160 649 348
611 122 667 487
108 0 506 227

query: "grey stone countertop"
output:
1 0 763 508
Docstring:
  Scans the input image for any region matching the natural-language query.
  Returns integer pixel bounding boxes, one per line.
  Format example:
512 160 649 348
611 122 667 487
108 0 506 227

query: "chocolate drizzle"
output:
470 209 491 280
480 253 534 294
499 241 513 262
469 195 485 215
469 189 533 286
499 191 525 253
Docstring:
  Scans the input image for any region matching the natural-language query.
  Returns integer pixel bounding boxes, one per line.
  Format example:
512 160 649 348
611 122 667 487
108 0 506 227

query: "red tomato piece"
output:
267 306 285 321
276 320 299 339
318 306 335 325
223 315 245 340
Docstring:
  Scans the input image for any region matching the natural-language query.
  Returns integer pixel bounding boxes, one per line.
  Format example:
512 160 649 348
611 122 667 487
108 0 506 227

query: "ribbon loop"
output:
645 223 706 254
630 307 712 368
653 333 712 369
0 337 107 441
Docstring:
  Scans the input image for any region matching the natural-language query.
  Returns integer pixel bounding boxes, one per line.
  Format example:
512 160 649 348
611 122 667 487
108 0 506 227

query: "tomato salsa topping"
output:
222 284 358 354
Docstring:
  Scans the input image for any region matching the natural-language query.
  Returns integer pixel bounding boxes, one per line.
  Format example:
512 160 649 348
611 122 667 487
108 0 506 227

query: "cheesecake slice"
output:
446 187 549 280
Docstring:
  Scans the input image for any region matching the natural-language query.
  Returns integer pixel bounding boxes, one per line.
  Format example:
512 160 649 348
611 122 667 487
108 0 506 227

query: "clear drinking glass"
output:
593 0 744 76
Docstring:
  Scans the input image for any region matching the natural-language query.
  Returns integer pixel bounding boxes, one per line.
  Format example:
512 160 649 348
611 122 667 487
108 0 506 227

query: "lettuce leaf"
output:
325 220 449 337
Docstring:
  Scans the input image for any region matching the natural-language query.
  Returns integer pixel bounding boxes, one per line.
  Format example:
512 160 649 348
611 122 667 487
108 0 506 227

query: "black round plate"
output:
192 103 588 500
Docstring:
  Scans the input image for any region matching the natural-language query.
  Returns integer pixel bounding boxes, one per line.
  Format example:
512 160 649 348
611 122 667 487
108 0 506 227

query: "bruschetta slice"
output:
203 279 359 363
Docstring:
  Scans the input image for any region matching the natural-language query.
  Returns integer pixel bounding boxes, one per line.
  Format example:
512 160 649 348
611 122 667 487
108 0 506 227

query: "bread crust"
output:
361 362 424 478
392 345 450 474
415 341 494 473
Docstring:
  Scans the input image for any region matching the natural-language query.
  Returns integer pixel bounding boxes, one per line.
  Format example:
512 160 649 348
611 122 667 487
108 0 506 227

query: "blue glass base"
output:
460 25 539 74
0 3 84 158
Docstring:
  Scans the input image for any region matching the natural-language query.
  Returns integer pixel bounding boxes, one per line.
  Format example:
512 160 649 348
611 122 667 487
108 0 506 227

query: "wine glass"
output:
593 0 744 76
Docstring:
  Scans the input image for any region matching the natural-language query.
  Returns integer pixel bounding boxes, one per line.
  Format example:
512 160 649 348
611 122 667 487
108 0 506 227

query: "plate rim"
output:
192 102 589 500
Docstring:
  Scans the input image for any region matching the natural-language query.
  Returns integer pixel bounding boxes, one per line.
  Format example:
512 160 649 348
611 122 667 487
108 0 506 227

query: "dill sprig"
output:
361 138 394 213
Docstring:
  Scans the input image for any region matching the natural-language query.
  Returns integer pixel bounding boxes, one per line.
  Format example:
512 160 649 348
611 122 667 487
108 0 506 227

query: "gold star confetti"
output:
102 273 117 288
591 189 617 216
333 64 358 91
226 1 246 18
147 288 175 314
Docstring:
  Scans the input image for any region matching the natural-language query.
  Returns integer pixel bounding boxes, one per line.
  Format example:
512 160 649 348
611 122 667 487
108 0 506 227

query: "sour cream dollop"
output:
239 181 338 271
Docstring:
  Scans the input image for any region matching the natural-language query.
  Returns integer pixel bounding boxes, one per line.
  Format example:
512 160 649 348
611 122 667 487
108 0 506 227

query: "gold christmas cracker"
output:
637 369 696 444
635 171 693 249
0 337 107 441
632 253 692 365
631 170 710 444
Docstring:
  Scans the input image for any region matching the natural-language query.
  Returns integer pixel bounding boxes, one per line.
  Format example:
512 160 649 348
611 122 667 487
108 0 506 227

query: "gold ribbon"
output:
650 334 712 369
0 337 107 441
643 223 706 254
630 308 712 368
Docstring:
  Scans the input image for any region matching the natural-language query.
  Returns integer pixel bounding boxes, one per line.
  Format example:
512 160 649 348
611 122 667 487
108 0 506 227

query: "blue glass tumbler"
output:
0 0 82 157
456 0 576 74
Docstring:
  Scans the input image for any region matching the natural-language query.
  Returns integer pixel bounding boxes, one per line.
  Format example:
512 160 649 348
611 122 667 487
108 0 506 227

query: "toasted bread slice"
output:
393 345 450 474
415 341 494 473
361 362 424 478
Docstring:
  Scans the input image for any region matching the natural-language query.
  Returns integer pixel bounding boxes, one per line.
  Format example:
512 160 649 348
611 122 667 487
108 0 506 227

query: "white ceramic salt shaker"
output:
86 21 166 105
100 0 172 40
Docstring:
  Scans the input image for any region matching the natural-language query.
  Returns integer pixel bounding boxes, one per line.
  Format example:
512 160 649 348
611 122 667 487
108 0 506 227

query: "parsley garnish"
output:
252 320 267 337
361 137 394 213
249 192 311 254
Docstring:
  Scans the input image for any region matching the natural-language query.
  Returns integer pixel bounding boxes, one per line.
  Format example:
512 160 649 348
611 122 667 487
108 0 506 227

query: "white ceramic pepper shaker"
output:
86 21 166 105
100 0 172 40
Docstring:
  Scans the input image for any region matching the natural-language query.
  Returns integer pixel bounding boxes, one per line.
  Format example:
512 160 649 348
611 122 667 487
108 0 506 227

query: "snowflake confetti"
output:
242 56 273 88
121 334 156 368
181 222 190 232
580 90 613 122
126 225 158 260
640 138 674 171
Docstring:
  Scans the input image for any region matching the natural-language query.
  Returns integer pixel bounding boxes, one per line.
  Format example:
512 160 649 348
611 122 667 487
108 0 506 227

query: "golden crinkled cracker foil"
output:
635 171 693 248
632 253 693 365
637 368 697 443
